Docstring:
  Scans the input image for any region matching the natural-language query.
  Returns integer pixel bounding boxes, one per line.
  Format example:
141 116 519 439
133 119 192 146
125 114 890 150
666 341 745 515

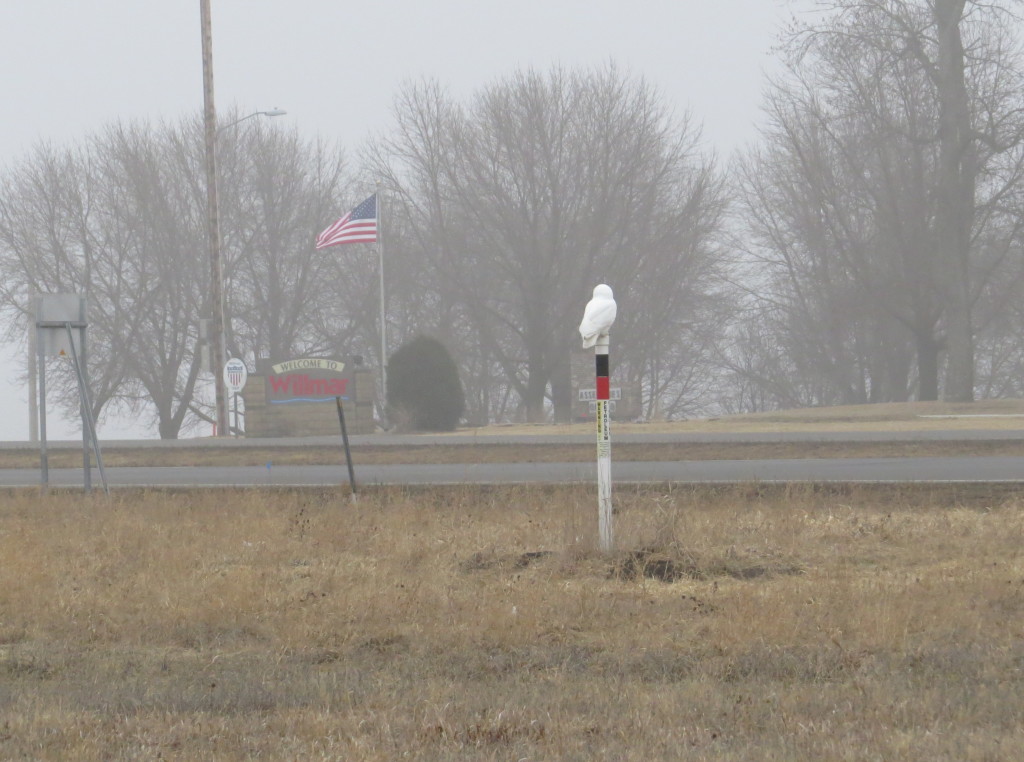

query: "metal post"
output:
77 298 90 490
78 317 91 493
377 189 388 417
595 334 612 551
336 396 357 495
37 319 48 490
65 322 108 495
201 0 228 437
28 314 38 443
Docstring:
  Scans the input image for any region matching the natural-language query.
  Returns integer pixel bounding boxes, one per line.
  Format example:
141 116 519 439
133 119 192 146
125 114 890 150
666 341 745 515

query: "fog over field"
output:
0 1 789 440
4 2 1021 440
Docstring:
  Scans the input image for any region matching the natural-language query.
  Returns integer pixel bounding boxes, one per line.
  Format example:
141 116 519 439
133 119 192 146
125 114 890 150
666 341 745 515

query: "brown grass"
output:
458 397 1024 435
1 483 1022 760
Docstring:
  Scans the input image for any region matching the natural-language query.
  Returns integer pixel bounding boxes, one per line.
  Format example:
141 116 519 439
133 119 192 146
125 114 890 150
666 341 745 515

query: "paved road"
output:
5 456 1024 488
5 428 1024 450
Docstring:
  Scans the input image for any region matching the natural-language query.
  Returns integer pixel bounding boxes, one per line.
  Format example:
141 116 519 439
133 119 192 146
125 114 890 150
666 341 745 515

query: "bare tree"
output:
0 116 352 437
373 66 727 422
0 142 138 427
87 121 211 438
737 0 1024 404
216 122 350 364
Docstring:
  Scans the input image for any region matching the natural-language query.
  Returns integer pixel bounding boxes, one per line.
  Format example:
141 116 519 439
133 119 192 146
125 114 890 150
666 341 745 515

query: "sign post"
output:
223 358 248 437
595 334 613 551
335 396 357 497
579 283 617 552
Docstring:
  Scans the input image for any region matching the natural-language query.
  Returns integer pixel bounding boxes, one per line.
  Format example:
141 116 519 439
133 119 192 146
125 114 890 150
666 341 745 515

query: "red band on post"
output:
596 376 610 401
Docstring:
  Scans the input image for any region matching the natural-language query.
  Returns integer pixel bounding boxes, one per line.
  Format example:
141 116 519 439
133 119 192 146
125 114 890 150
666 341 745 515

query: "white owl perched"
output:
579 284 617 348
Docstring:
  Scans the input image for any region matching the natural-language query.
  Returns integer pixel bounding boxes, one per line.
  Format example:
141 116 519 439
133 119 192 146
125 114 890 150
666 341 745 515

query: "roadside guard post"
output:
581 282 610 548
595 334 613 550
579 284 617 551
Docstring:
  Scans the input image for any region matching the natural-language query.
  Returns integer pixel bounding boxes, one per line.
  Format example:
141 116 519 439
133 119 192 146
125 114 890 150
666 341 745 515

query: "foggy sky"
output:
0 0 794 440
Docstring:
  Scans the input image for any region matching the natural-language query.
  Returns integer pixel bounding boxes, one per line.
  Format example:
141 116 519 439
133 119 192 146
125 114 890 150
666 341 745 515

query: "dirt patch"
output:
357 634 410 655
460 550 554 573
613 548 696 582
612 546 804 583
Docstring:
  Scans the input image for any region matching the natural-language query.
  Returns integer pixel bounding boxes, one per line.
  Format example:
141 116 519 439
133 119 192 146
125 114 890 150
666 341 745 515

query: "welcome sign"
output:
266 358 348 404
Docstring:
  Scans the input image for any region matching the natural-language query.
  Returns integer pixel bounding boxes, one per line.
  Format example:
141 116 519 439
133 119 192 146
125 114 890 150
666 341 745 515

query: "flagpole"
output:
377 186 388 423
314 192 386 426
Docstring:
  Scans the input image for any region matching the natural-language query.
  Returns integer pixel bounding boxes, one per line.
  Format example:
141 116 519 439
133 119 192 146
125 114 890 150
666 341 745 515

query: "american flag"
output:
315 194 378 249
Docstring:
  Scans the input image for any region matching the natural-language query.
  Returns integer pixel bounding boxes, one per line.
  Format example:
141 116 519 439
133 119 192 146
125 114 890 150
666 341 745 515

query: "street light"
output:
203 108 285 436
218 108 287 134
200 0 286 435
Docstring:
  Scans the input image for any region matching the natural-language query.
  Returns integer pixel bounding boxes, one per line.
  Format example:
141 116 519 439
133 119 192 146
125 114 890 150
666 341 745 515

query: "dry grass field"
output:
454 397 1024 435
1 483 1022 760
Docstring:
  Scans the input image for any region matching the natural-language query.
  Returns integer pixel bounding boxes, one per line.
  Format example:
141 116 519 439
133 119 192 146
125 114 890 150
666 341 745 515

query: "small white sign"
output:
579 387 621 401
223 358 248 395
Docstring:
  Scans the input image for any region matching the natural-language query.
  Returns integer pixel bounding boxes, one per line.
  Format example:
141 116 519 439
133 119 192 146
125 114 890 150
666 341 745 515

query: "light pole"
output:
200 0 284 435
202 108 285 436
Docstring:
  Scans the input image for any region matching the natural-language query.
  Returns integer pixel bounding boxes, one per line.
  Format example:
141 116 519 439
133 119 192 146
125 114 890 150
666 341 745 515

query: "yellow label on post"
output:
596 399 611 456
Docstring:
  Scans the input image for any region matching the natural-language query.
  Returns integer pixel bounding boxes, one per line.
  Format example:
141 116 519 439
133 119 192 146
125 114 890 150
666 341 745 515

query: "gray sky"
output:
0 0 795 441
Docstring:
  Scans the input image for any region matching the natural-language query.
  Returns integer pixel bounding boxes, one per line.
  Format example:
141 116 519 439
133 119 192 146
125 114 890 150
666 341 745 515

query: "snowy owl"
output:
579 284 617 348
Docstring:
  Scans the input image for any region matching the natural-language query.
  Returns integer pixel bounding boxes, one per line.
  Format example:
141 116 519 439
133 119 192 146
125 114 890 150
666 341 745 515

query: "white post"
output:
595 334 613 551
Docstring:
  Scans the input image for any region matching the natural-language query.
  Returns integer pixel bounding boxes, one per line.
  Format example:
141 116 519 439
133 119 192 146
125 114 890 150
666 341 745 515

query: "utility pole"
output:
200 0 228 436
28 315 38 443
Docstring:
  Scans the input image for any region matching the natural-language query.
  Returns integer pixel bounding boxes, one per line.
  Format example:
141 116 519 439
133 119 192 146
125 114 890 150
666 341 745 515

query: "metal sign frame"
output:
35 294 107 493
